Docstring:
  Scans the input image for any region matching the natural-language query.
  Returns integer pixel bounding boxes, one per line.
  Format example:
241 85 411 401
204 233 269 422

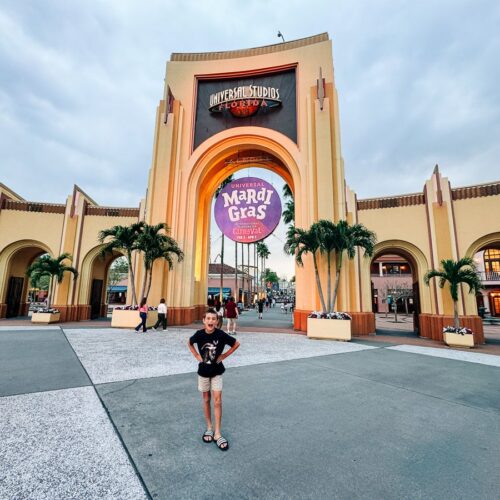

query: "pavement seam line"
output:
59 326 153 500
308 353 500 416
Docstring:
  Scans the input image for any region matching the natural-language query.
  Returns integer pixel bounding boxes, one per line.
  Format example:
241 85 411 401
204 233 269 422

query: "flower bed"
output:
308 311 352 320
442 326 474 348
32 309 61 324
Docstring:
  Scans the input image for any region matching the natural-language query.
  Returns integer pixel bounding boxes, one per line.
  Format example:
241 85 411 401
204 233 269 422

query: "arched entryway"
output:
0 240 52 318
78 245 126 320
466 232 500 318
163 131 306 326
361 240 432 335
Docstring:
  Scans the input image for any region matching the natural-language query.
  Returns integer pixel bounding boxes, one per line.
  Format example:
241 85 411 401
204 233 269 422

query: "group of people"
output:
134 297 168 333
212 296 239 335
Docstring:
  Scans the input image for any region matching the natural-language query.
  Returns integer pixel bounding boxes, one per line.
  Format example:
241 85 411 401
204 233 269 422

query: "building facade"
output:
1 34 499 342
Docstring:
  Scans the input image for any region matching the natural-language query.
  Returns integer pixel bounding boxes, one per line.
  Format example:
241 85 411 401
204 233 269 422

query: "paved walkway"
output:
1 324 499 499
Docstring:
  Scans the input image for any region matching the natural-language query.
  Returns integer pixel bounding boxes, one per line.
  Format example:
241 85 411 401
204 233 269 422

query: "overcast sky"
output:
1 0 499 279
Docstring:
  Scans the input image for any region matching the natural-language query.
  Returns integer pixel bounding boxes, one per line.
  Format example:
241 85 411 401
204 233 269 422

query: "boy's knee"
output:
213 393 222 406
202 391 211 403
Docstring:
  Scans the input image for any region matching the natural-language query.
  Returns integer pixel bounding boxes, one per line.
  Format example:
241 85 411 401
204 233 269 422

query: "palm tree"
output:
282 184 295 225
98 222 144 306
424 257 483 330
330 220 376 313
214 175 234 302
257 241 270 293
284 223 327 312
135 223 184 300
26 253 78 308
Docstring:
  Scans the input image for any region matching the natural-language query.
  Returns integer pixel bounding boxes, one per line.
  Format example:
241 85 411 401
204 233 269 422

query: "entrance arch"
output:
0 240 53 318
163 131 305 325
78 244 125 320
465 232 500 317
360 239 432 334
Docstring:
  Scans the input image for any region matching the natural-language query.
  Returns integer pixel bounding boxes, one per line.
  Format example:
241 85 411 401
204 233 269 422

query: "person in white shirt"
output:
153 298 168 330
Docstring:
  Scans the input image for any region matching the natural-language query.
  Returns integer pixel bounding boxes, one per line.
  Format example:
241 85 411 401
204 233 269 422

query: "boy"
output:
188 308 240 451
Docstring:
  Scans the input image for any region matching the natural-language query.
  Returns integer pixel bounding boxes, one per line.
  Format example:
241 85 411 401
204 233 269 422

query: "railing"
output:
85 206 140 217
371 272 412 277
357 193 425 210
452 182 500 200
1 199 66 214
480 271 500 281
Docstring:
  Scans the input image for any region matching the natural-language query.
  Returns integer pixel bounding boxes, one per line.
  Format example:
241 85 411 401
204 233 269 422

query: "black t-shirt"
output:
189 328 237 377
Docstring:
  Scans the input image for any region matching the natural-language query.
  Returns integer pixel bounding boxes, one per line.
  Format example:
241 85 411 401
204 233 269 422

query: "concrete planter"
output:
307 317 351 341
443 331 475 348
31 312 61 324
111 309 158 328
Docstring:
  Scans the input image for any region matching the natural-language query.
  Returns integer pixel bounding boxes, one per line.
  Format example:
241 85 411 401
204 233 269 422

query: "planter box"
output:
444 331 475 348
31 312 61 324
111 309 158 329
307 317 351 341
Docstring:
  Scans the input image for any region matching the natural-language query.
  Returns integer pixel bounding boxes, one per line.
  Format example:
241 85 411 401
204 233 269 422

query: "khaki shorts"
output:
198 375 223 392
227 317 237 330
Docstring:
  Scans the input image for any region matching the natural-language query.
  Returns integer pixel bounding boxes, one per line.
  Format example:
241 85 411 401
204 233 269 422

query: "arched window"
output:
484 249 500 276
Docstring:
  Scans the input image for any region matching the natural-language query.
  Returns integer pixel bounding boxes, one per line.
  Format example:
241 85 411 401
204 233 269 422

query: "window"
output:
484 249 500 274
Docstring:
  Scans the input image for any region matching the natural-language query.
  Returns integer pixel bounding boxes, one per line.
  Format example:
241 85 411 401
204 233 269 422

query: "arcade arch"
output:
360 240 432 333
465 232 500 317
78 244 126 320
0 240 52 318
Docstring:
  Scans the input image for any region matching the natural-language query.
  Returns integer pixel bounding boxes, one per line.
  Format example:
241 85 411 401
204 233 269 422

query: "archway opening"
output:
202 151 296 330
370 248 421 335
1 245 49 318
473 242 500 318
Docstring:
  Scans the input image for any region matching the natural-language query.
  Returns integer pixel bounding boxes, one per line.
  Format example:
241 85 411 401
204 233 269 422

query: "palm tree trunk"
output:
327 252 332 313
220 235 225 302
145 268 153 299
47 276 54 309
332 252 343 312
234 240 238 302
453 300 460 330
312 252 327 312
127 251 138 306
255 245 258 299
139 263 148 304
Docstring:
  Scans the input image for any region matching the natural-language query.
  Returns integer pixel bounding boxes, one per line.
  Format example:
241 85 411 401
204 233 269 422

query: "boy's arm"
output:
187 340 202 362
218 340 240 362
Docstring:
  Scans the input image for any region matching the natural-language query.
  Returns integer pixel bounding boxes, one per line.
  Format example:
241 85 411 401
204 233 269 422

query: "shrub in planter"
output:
442 325 474 348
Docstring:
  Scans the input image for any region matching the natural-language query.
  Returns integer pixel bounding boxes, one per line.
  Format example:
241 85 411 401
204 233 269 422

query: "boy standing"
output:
188 308 240 451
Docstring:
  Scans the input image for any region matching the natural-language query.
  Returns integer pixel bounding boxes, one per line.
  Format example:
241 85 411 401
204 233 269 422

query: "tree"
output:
26 253 78 308
285 220 376 313
214 175 234 302
257 241 270 293
330 220 376 313
135 223 184 300
424 257 483 330
98 222 144 306
262 268 279 287
282 183 295 225
284 223 327 312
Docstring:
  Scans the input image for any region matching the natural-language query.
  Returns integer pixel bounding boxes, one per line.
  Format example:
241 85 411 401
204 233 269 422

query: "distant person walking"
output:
135 298 148 333
215 302 224 329
153 298 167 330
258 298 264 319
225 296 239 335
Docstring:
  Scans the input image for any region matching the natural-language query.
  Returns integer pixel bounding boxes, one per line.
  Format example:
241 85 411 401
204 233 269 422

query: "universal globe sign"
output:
214 177 282 243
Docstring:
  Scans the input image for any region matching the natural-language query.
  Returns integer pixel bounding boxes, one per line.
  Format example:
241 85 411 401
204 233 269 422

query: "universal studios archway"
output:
141 34 374 333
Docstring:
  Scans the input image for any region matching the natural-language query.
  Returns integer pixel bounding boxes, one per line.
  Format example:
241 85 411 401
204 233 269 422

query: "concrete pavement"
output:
1 324 499 499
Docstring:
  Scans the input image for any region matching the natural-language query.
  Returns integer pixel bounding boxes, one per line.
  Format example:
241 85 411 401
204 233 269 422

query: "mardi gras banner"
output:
214 177 282 243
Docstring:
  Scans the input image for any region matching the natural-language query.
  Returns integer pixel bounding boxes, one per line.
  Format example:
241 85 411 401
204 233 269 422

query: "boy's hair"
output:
160 298 165 303
203 307 218 318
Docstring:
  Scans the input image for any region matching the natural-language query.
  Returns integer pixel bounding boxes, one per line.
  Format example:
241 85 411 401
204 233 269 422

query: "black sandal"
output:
202 430 214 443
215 436 229 451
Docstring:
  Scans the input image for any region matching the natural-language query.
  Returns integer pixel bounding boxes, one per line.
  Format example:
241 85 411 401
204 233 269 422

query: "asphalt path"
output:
1 325 499 499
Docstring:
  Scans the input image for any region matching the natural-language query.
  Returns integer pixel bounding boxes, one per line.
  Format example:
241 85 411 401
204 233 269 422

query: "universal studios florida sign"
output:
214 177 282 243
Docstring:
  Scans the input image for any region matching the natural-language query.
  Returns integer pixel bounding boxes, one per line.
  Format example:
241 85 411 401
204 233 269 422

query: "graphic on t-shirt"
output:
201 340 218 364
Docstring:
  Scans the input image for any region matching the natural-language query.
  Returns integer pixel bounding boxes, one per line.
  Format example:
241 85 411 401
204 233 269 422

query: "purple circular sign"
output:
214 177 282 243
